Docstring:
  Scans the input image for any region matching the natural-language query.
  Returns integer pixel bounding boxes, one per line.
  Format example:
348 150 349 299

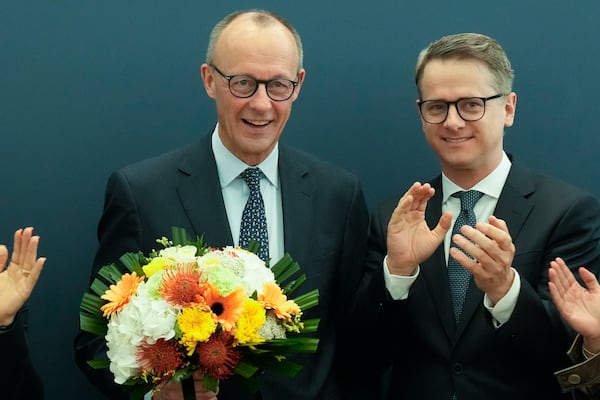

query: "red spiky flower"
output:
196 331 241 380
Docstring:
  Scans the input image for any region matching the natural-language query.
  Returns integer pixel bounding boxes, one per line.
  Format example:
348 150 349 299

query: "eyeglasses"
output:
210 64 298 102
417 94 504 124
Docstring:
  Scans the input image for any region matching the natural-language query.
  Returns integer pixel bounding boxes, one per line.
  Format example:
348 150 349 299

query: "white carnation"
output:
159 245 199 266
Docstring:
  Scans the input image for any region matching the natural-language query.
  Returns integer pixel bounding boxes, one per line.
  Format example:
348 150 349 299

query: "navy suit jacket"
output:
358 161 600 400
74 132 370 400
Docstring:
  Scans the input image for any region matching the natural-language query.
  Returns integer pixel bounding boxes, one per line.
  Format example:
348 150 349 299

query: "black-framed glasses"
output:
417 94 505 124
210 64 298 102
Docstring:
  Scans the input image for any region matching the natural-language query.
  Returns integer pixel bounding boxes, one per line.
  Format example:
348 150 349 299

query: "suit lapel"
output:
175 134 234 246
278 147 314 265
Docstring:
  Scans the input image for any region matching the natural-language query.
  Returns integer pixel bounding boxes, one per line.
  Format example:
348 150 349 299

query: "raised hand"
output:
386 182 452 276
549 257 600 353
0 227 46 326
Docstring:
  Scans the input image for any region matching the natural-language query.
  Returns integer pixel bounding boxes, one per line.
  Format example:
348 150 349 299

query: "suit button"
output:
452 363 463 375
568 374 581 385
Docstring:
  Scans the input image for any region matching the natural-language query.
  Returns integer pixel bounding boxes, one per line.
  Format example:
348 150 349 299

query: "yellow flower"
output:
177 306 218 355
143 257 166 277
234 299 267 344
100 272 144 317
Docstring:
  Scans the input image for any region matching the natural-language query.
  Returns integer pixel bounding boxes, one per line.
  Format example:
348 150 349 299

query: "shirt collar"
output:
442 151 512 202
211 123 279 188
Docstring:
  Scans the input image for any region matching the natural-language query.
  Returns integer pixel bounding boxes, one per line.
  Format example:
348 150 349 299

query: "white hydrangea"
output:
105 282 179 384
197 246 275 296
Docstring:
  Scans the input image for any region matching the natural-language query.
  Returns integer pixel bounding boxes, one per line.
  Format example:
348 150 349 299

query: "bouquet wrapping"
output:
79 227 319 399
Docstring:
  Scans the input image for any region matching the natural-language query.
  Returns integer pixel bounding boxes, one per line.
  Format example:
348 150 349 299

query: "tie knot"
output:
452 190 483 210
240 167 263 189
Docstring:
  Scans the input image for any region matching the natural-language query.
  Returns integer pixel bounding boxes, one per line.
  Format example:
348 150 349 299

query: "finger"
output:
579 267 600 292
451 232 483 264
554 257 577 290
548 279 565 314
11 228 24 266
0 244 7 270
549 259 570 298
448 245 478 271
476 218 514 252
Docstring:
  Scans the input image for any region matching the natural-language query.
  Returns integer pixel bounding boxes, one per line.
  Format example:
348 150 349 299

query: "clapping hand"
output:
549 257 600 353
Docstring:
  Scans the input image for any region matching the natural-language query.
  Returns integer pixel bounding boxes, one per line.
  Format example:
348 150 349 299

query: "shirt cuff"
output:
484 267 521 327
383 255 419 300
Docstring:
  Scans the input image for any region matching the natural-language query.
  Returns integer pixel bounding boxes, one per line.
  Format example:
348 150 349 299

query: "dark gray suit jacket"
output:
0 308 43 400
357 161 600 400
74 132 370 400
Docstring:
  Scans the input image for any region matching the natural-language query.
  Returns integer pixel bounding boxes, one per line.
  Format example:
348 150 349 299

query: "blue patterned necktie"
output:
239 167 269 261
448 190 483 322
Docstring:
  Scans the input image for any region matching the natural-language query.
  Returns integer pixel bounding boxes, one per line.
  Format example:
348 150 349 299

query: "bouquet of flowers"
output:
79 227 319 400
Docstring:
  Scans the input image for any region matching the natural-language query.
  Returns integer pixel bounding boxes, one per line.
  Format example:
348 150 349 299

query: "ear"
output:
289 68 306 102
201 63 216 99
503 92 517 127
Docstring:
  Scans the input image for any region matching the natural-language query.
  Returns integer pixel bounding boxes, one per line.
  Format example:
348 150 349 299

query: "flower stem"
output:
182 376 196 400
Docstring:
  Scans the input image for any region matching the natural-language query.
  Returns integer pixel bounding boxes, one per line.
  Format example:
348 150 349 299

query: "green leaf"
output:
294 289 319 311
301 318 320 333
233 360 260 378
171 226 190 246
80 312 107 336
90 277 109 297
271 254 300 284
79 292 105 317
282 274 306 296
201 375 219 393
119 252 146 276
98 263 127 284
87 358 110 369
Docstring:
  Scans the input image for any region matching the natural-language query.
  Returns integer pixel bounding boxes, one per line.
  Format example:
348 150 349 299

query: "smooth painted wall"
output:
2 1 599 399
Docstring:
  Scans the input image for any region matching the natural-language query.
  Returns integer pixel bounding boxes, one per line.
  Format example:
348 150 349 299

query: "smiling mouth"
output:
444 137 471 143
244 119 270 126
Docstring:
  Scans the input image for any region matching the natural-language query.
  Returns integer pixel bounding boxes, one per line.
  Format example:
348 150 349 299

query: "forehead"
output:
214 16 299 75
419 58 494 98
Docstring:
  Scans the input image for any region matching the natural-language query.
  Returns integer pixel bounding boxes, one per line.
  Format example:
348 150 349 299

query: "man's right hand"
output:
386 182 452 276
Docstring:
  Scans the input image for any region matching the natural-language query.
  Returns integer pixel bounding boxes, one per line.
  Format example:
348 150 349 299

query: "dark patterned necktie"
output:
239 167 269 261
448 190 483 322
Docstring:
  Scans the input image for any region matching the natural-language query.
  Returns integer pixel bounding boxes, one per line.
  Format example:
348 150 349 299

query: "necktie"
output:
239 167 269 261
448 190 483 322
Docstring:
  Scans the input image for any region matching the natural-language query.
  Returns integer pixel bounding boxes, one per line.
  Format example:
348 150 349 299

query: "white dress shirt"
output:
211 124 284 261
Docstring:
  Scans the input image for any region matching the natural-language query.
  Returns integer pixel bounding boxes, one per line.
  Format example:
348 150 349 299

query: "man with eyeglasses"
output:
74 9 370 400
352 33 600 399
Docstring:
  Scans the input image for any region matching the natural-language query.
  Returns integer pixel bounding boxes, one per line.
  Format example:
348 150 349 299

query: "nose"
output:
248 83 272 110
443 103 466 129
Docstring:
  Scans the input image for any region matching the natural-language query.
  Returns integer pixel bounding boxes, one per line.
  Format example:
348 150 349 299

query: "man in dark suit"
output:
0 227 46 400
354 33 600 400
74 9 369 400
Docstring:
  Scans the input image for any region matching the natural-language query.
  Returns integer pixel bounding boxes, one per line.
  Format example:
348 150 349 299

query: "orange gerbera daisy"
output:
202 284 246 332
159 263 203 308
100 272 144 317
258 282 301 322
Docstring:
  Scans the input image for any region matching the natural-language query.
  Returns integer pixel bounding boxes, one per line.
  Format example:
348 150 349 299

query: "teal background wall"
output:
2 1 599 398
